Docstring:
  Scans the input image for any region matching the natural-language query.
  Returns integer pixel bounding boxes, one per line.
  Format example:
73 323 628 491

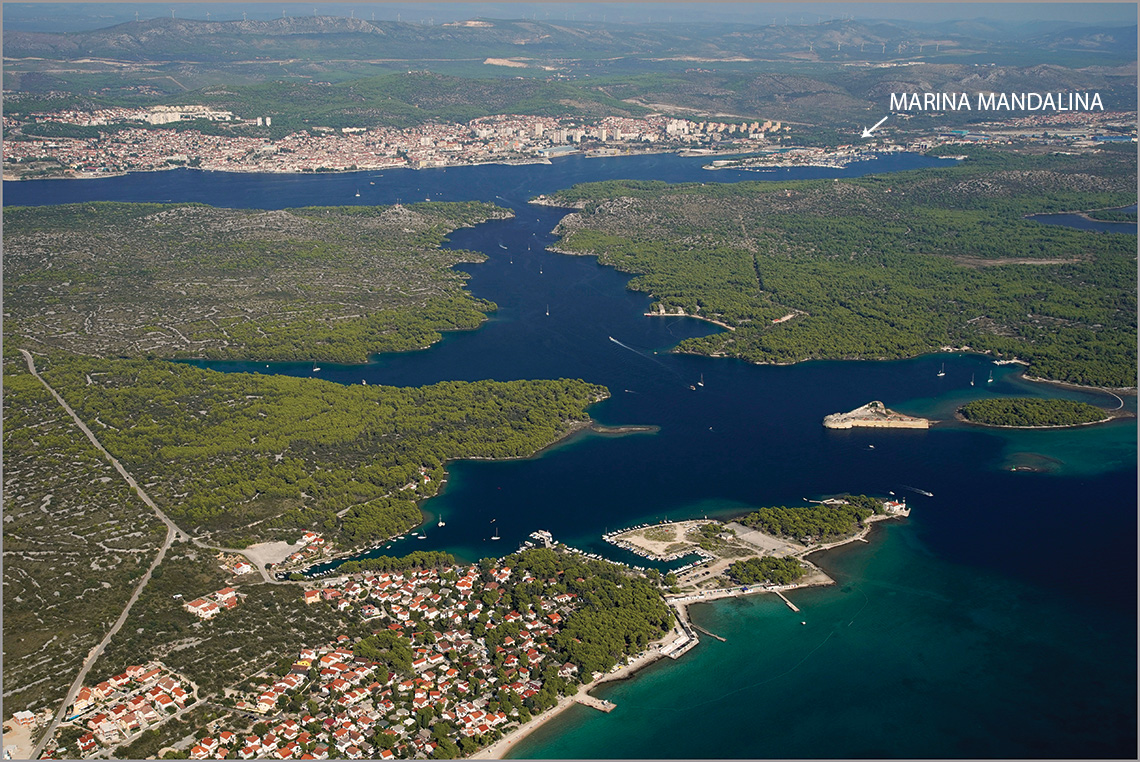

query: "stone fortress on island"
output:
823 401 931 429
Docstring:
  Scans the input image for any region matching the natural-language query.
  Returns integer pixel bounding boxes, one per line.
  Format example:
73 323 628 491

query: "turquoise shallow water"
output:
893 355 1137 477
512 522 1137 759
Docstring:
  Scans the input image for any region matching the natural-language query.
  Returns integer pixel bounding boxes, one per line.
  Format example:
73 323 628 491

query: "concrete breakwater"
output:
823 400 931 429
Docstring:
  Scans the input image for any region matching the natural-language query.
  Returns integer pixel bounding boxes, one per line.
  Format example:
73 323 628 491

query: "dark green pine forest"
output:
548 148 1137 387
33 349 606 544
959 397 1110 427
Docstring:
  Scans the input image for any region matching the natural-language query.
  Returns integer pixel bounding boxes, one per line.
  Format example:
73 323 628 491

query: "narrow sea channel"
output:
6 152 1135 758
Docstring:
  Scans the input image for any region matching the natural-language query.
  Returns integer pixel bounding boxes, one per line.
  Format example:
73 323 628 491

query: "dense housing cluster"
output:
50 665 194 756
3 111 787 177
152 549 667 760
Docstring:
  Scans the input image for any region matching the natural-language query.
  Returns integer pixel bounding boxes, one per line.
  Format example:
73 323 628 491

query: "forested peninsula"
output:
5 201 509 363
736 494 886 545
544 148 1137 387
31 349 605 544
4 199 615 549
1087 208 1138 223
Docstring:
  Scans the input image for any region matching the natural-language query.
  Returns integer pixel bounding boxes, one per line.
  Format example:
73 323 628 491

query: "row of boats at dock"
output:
289 495 923 581
601 522 717 571
517 530 650 572
556 542 647 572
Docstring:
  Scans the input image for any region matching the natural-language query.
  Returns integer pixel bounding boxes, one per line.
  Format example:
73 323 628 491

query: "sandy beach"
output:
471 564 844 759
471 623 690 759
469 691 577 759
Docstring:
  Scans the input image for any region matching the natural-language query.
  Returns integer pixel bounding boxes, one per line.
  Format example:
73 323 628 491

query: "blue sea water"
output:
1030 204 1138 234
2 151 952 209
5 153 1135 758
511 522 1137 759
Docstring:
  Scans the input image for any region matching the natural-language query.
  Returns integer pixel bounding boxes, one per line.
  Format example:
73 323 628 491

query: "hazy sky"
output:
3 2 1136 33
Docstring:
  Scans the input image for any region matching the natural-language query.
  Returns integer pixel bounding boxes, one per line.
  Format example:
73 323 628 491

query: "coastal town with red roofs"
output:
6 105 1130 180
29 555 652 760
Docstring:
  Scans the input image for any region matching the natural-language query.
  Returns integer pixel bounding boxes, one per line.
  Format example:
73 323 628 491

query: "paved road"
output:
21 349 183 759
19 349 190 544
20 349 313 755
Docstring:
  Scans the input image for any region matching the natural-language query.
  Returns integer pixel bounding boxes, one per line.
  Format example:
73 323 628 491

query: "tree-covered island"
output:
542 148 1137 388
959 397 1112 427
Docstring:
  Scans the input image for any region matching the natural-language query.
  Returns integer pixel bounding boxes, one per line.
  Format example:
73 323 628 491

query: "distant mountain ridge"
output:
5 15 1136 64
4 15 1134 130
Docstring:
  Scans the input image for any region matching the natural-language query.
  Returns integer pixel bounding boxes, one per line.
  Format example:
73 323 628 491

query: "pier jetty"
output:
775 590 800 612
574 695 616 713
823 401 930 430
691 623 727 642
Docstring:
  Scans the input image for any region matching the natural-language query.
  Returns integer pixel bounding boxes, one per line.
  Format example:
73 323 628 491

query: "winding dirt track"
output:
20 349 183 758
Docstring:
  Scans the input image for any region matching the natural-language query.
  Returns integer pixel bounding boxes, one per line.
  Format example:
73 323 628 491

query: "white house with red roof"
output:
137 667 162 684
73 687 95 714
77 732 98 754
184 598 220 619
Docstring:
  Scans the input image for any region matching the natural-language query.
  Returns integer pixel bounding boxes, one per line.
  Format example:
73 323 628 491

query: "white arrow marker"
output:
861 116 889 138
